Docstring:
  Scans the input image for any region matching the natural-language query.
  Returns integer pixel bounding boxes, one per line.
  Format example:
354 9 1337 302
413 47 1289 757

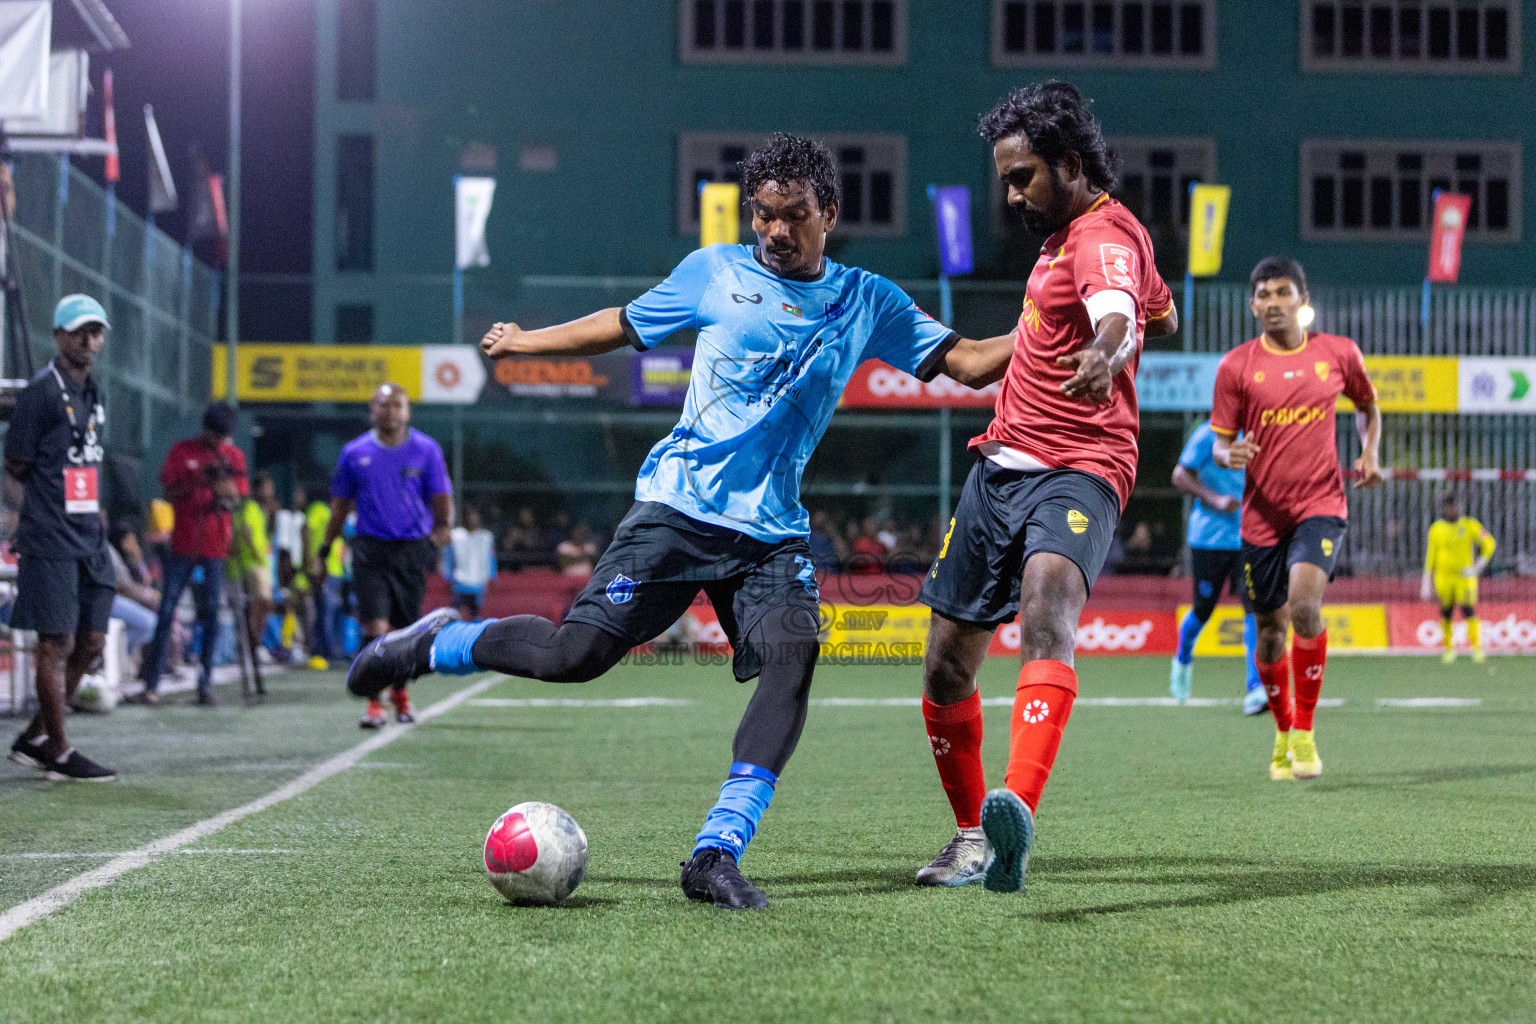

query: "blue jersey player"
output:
1169 420 1264 713
346 134 1015 909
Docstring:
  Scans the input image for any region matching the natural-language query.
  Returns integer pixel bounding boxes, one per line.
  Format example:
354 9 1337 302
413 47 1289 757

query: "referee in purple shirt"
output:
322 383 454 728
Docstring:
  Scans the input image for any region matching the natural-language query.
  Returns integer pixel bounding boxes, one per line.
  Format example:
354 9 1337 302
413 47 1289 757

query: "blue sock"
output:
1242 613 1261 692
693 762 777 862
429 620 491 675
1175 609 1204 665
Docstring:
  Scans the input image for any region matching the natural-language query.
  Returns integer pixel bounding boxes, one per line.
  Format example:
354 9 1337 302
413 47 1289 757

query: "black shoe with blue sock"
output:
680 762 777 909
345 608 464 698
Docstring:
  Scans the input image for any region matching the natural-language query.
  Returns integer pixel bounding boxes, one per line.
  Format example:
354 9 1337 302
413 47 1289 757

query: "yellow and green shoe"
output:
1269 731 1293 781
1288 729 1322 779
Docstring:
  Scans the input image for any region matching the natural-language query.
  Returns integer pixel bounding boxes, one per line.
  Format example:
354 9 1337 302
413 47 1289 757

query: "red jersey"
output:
160 437 250 559
1210 332 1377 547
970 195 1173 508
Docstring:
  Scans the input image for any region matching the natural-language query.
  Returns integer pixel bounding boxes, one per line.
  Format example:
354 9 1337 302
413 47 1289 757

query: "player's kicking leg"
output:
1283 562 1329 779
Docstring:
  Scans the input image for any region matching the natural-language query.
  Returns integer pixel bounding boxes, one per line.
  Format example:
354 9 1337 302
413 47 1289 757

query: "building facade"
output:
311 0 1533 346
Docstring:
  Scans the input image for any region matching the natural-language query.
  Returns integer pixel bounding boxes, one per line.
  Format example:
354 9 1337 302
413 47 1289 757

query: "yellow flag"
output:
699 182 740 247
1186 183 1231 278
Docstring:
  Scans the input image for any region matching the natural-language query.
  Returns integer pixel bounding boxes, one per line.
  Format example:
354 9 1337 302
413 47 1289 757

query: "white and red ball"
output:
483 801 588 905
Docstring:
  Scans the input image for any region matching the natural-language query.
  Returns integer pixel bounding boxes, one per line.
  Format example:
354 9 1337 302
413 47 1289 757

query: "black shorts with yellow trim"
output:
1240 515 1347 615
919 458 1120 629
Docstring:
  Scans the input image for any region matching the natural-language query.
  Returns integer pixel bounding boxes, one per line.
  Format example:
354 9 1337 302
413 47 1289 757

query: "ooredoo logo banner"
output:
989 611 1178 657
841 361 1001 409
1387 602 1536 650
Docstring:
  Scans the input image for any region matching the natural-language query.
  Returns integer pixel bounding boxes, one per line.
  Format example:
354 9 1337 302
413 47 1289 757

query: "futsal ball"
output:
483 801 588 905
73 674 118 713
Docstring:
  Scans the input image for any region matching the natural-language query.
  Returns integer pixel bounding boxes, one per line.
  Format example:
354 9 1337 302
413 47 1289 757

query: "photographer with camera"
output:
133 404 248 705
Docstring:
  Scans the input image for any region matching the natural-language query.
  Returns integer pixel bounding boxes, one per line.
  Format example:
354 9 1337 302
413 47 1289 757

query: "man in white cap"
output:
4 294 117 781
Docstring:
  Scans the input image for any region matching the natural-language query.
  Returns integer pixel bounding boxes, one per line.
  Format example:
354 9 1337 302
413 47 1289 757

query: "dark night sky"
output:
81 0 315 339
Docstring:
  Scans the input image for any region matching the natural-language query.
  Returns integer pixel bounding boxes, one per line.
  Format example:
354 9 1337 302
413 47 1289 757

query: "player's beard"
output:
1019 167 1074 237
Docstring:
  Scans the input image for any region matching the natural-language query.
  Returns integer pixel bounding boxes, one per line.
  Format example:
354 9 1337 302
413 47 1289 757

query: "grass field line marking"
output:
1 849 298 861
1377 697 1483 707
0 674 501 945
468 697 696 707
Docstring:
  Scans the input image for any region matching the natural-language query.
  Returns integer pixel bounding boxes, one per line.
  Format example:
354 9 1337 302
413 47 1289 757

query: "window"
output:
1302 141 1520 241
1304 1 1519 72
681 0 906 64
335 135 375 271
336 0 377 101
677 132 906 238
991 0 1215 67
992 137 1216 236
335 304 374 344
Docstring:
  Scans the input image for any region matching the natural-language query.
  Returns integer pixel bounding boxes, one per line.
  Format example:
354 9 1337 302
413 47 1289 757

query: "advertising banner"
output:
931 185 974 276
1427 191 1472 283
1186 183 1232 278
489 350 631 401
1178 603 1389 655
1136 353 1222 411
1386 602 1536 652
840 361 1001 409
1340 356 1459 414
1458 358 1536 414
455 176 496 269
214 345 489 404
632 349 693 405
699 182 741 247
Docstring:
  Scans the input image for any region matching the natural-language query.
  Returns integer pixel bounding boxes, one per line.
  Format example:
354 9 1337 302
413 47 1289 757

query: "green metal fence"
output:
4 153 220 488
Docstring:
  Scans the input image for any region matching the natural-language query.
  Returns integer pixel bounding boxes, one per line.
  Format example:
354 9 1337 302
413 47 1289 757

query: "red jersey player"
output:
1211 257 1382 781
915 83 1178 893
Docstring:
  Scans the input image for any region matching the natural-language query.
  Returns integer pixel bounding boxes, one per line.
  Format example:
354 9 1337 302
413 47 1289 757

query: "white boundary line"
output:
0 674 500 945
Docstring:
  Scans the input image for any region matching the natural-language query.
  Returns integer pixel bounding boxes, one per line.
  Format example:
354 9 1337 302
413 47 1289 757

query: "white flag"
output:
455 175 496 269
144 104 177 213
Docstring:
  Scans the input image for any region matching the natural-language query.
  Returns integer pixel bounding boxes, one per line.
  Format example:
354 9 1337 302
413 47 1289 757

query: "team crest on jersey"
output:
1254 371 1266 383
1098 243 1137 289
1066 509 1090 534
1315 360 1330 381
1321 538 1334 557
606 574 636 604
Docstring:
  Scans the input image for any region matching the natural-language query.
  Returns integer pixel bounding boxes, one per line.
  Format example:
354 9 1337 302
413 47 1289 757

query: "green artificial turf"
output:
2 654 1534 1023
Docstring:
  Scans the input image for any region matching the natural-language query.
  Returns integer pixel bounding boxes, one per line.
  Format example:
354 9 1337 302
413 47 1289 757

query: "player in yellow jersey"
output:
1421 494 1496 664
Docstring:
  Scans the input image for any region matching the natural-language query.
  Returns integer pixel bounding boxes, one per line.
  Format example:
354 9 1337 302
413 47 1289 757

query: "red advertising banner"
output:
1386 602 1536 652
1427 192 1472 283
989 610 1179 657
841 360 1001 409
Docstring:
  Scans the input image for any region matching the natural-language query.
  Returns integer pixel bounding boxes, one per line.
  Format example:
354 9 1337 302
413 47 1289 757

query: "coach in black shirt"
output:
3 294 117 781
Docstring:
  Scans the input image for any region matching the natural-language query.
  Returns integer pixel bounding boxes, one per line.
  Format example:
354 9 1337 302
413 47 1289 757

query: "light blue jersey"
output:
622 244 955 541
1179 421 1244 551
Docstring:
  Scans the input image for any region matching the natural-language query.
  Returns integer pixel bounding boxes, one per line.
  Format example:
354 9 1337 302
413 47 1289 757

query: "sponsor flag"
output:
699 181 740 247
931 185 973 276
144 104 177 213
0 1 50 120
103 69 118 182
455 175 496 269
1428 190 1472 283
1186 183 1230 277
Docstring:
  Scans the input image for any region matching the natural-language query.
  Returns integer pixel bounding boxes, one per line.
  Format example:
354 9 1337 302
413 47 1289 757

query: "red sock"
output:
1003 660 1078 813
1258 652 1293 732
1291 630 1327 731
923 692 986 829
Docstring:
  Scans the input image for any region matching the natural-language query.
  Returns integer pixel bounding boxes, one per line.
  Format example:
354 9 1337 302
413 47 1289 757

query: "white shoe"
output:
915 826 990 887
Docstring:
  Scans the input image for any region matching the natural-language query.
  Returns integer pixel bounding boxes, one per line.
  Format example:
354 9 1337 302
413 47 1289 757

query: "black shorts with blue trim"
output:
563 502 821 682
920 459 1120 629
1189 546 1252 620
1241 515 1347 615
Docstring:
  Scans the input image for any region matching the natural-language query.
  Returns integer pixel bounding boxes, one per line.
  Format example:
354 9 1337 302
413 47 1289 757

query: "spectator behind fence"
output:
232 471 276 663
555 522 598 576
135 403 247 706
107 522 160 666
3 294 117 780
445 506 497 619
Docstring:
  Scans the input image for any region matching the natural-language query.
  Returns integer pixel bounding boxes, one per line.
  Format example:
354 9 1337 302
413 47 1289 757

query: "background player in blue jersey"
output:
346 134 1015 909
1170 420 1264 713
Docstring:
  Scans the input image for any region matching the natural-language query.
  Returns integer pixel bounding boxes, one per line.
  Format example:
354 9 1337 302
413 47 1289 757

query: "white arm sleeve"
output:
1084 288 1138 329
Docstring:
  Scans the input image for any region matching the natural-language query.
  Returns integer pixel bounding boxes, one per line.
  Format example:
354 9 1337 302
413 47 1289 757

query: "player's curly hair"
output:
739 133 842 211
978 82 1119 193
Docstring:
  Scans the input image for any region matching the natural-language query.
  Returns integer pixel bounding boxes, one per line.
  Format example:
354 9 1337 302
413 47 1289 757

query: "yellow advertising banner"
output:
1186 183 1231 278
213 345 424 403
1180 603 1390 656
819 603 928 662
699 182 741 247
1339 356 1459 414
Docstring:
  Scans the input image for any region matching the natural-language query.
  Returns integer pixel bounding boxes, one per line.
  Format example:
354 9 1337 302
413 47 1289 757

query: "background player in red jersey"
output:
1211 257 1382 781
915 83 1178 893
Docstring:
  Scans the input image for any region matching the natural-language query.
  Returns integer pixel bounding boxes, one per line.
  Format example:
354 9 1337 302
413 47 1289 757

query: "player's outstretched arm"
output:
1057 312 1135 403
1145 305 1179 338
937 332 1017 389
1351 400 1383 489
480 308 629 359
